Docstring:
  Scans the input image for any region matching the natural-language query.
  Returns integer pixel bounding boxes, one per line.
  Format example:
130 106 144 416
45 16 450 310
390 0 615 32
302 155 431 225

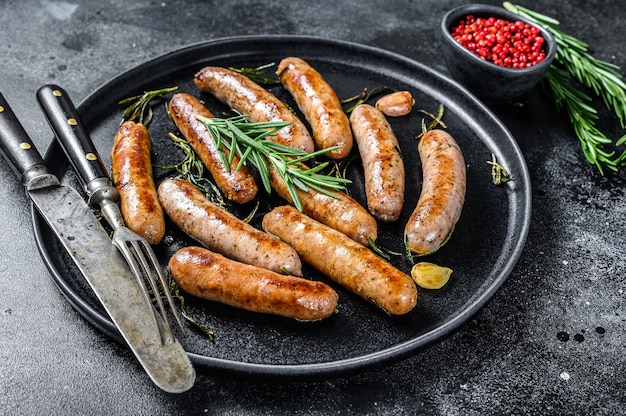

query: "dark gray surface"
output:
1 0 624 414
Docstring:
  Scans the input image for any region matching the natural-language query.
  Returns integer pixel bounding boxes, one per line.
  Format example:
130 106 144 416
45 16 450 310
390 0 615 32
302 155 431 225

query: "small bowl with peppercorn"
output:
440 3 556 102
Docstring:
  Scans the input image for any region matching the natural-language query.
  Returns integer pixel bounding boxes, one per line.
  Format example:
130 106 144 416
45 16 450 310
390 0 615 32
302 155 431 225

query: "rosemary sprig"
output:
167 274 215 341
342 86 396 115
157 132 225 206
504 2 626 174
118 86 178 126
229 63 280 85
487 153 514 185
544 66 619 172
196 115 351 211
318 153 359 195
417 104 447 139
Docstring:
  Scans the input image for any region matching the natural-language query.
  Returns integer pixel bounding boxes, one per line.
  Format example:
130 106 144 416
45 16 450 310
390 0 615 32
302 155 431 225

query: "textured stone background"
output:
1 0 625 414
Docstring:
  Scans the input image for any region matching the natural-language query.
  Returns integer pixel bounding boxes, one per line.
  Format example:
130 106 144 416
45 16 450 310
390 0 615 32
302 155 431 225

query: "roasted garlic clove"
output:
375 91 415 117
410 262 453 289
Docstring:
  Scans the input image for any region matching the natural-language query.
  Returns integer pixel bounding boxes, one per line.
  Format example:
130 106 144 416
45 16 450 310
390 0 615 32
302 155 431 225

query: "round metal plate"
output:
33 35 531 379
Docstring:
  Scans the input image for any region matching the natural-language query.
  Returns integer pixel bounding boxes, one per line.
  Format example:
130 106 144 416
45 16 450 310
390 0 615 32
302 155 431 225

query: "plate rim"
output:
32 34 532 379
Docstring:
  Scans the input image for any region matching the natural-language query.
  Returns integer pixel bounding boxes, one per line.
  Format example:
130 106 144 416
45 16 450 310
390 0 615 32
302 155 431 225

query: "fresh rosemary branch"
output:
157 132 225 206
342 86 396 115
229 63 280 85
196 115 351 211
118 86 178 126
504 2 626 173
544 66 618 172
167 275 215 341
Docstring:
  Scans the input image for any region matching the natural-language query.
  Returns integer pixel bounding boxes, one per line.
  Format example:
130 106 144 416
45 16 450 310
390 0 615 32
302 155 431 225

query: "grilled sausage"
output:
349 104 405 222
277 57 353 159
262 205 417 315
111 121 165 245
193 66 315 153
158 177 303 276
404 129 466 255
169 246 338 321
268 166 378 245
168 93 258 204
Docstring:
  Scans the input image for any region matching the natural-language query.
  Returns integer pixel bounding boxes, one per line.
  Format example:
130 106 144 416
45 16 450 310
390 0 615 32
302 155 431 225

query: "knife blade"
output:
0 92 195 394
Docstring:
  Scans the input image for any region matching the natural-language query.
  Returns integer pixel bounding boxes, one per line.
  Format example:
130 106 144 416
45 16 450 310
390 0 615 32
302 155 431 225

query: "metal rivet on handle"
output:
53 89 62 97
68 118 78 126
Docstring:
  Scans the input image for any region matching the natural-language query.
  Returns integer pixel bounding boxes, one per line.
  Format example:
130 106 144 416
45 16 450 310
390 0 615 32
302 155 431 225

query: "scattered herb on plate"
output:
118 86 178 126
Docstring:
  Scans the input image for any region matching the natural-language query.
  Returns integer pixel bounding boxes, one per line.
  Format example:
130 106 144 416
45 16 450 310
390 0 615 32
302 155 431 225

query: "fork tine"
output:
113 240 162 340
132 239 187 337
127 236 186 342
142 244 187 336
128 240 174 344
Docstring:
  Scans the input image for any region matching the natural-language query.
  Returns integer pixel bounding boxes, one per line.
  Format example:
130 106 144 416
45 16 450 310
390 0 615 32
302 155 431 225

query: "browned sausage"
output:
158 177 303 276
277 57 353 159
111 121 165 245
349 104 405 222
169 246 338 321
404 129 466 255
262 205 417 315
168 93 258 204
193 66 315 153
268 166 378 245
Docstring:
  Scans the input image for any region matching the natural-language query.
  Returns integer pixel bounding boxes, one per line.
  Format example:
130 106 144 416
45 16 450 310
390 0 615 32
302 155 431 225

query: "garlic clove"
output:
375 91 415 117
410 262 453 289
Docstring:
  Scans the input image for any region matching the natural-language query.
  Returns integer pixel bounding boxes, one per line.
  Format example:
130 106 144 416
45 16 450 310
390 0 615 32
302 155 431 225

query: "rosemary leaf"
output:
118 86 178 126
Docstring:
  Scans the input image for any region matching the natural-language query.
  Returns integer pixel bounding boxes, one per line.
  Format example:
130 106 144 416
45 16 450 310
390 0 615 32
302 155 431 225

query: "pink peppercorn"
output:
451 15 546 69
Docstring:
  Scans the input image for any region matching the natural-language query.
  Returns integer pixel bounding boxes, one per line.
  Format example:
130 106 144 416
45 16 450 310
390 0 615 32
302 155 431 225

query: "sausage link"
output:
169 246 338 321
158 177 302 276
404 129 466 255
111 121 165 245
262 205 417 316
168 93 258 204
349 104 405 222
194 66 314 153
268 166 377 245
277 57 353 159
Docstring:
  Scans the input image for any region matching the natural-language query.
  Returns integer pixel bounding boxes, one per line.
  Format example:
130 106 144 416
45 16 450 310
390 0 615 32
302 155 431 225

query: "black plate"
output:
33 35 531 379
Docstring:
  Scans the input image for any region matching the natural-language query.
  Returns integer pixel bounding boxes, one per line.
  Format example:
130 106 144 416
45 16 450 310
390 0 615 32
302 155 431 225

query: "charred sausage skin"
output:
158 177 303 276
168 93 258 204
262 205 417 316
193 66 314 153
111 121 165 245
404 129 466 255
277 57 353 159
169 246 338 321
349 104 405 222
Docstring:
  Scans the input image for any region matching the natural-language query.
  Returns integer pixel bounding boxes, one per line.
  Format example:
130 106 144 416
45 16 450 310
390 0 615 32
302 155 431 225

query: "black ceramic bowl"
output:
441 4 556 102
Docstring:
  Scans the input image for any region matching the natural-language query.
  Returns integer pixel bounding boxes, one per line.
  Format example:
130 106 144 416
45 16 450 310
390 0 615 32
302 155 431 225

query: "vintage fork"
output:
36 84 185 343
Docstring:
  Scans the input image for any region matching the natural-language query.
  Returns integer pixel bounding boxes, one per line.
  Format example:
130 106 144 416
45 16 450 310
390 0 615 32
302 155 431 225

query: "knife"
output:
0 92 195 394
